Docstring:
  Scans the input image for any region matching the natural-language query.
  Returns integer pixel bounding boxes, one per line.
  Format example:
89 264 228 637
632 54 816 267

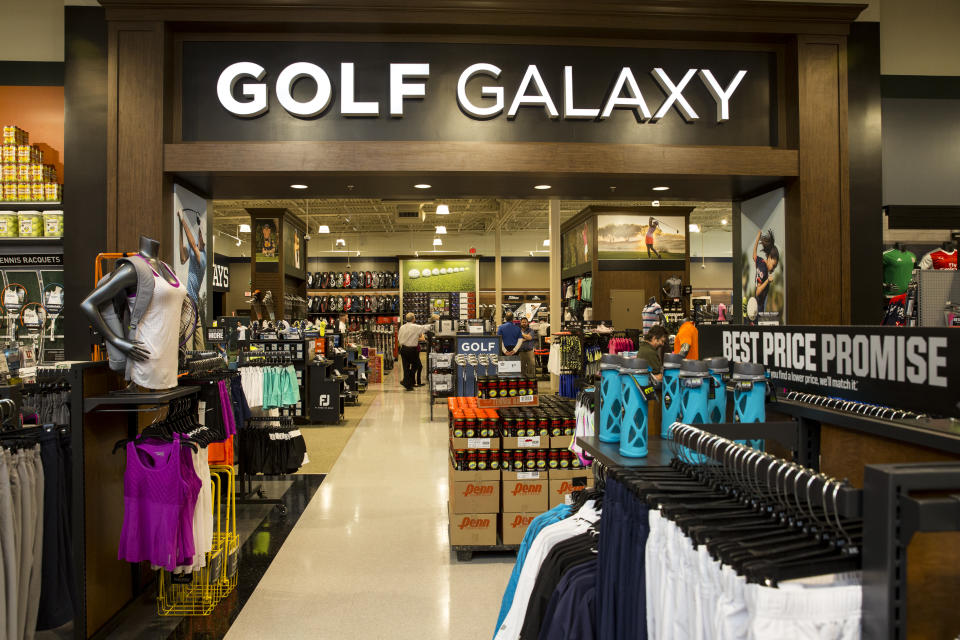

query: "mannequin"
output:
918 240 958 271
81 236 185 389
642 296 664 335
882 243 917 296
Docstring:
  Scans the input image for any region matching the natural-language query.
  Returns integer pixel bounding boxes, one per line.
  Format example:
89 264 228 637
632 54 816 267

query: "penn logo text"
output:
459 516 490 530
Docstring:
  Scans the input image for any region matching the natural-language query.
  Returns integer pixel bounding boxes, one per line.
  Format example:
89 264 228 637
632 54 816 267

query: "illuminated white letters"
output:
389 63 429 117
651 68 699 122
275 62 331 117
563 66 600 119
699 69 747 121
456 63 504 118
507 65 559 119
214 60 750 123
217 62 268 117
600 67 651 120
340 62 380 116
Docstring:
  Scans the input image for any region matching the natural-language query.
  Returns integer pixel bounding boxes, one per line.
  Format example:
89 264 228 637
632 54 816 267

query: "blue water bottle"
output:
660 353 684 439
706 357 729 424
679 360 712 462
732 362 767 451
618 357 651 458
598 355 624 443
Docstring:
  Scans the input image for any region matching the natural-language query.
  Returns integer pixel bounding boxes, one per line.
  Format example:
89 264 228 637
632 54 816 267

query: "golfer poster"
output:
173 184 210 329
740 187 786 324
597 214 686 260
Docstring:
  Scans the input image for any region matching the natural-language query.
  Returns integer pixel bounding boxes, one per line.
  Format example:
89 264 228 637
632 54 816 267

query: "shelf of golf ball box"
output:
405 291 476 323
447 395 593 560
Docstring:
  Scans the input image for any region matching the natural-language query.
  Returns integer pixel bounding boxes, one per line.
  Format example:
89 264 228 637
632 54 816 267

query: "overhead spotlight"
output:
652 200 660 207
721 218 728 225
290 184 308 190
436 225 447 234
414 183 431 189
542 239 550 247
239 224 251 233
356 250 361 256
318 225 330 234
534 184 551 190
436 204 450 215
689 223 701 233
652 186 670 191
433 237 443 246
529 251 535 256
235 238 242 246
336 238 346 246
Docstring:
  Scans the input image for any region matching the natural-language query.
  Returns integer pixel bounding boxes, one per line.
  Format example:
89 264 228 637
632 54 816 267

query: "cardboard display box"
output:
450 465 501 514
501 512 540 545
477 395 539 408
501 470 549 513
550 435 574 449
548 468 594 509
450 513 497 546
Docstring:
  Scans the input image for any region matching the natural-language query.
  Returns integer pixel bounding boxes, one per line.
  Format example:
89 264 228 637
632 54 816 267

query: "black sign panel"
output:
212 253 230 292
182 41 776 146
205 326 226 343
0 254 63 267
699 325 960 417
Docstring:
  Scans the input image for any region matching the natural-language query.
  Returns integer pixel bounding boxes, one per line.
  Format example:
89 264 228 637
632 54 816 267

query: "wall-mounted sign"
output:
182 41 776 146
205 326 226 343
457 335 498 355
402 258 476 293
212 253 230 292
0 254 62 266
699 325 959 417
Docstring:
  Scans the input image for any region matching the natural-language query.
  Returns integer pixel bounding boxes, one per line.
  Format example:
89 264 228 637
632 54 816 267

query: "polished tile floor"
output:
224 381 514 640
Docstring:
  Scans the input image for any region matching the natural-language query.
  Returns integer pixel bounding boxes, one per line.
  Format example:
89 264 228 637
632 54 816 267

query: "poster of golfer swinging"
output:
596 214 687 260
740 188 786 325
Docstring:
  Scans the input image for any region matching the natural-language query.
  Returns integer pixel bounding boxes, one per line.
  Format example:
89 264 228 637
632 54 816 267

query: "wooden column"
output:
106 20 168 255
785 35 851 324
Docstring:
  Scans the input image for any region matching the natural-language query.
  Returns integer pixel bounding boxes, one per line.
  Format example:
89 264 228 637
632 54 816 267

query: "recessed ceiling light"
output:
433 237 443 246
436 225 447 234
317 225 330 234
414 183 431 189
336 238 346 246
534 184 552 190
689 223 701 233
436 204 450 215
235 238 242 246
542 239 550 247
239 223 251 233
652 186 670 191
290 184 308 189
721 218 728 225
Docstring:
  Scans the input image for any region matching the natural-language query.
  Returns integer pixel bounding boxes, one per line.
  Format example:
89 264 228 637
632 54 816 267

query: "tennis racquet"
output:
19 302 47 361
1 283 27 341
179 295 198 348
43 283 64 341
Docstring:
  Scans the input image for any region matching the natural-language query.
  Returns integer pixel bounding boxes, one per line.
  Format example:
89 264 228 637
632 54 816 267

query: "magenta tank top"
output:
117 435 201 571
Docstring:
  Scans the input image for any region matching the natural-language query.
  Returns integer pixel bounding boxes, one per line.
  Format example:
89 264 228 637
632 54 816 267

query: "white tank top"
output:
126 259 186 390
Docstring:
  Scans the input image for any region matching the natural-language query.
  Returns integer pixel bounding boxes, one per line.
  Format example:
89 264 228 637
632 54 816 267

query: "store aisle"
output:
226 380 514 640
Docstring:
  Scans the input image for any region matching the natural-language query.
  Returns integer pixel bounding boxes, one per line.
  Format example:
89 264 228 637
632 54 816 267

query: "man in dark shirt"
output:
635 325 668 381
498 311 523 355
517 317 538 378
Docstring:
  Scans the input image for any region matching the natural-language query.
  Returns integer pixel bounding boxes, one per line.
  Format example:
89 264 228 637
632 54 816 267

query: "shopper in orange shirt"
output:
674 319 699 360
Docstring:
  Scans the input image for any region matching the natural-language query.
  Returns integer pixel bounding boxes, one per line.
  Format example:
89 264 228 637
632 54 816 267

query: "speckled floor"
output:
224 379 513 640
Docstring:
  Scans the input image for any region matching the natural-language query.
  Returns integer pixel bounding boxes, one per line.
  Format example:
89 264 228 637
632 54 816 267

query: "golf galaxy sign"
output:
181 41 776 145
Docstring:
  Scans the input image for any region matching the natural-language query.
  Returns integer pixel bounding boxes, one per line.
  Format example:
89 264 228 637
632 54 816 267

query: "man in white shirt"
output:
397 313 437 391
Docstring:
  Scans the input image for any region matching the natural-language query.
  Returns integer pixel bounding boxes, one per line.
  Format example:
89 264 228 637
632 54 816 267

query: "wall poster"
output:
561 221 591 272
253 218 279 272
402 258 476 292
283 220 305 276
596 214 686 261
173 184 210 331
740 188 785 324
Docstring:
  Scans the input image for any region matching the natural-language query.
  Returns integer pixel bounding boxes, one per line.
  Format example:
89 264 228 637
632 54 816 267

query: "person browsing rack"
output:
498 311 523 355
635 325 668 381
398 313 437 391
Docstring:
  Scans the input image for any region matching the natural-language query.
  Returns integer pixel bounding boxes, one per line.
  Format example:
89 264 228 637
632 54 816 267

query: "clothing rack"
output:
581 420 960 639
235 416 293 515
